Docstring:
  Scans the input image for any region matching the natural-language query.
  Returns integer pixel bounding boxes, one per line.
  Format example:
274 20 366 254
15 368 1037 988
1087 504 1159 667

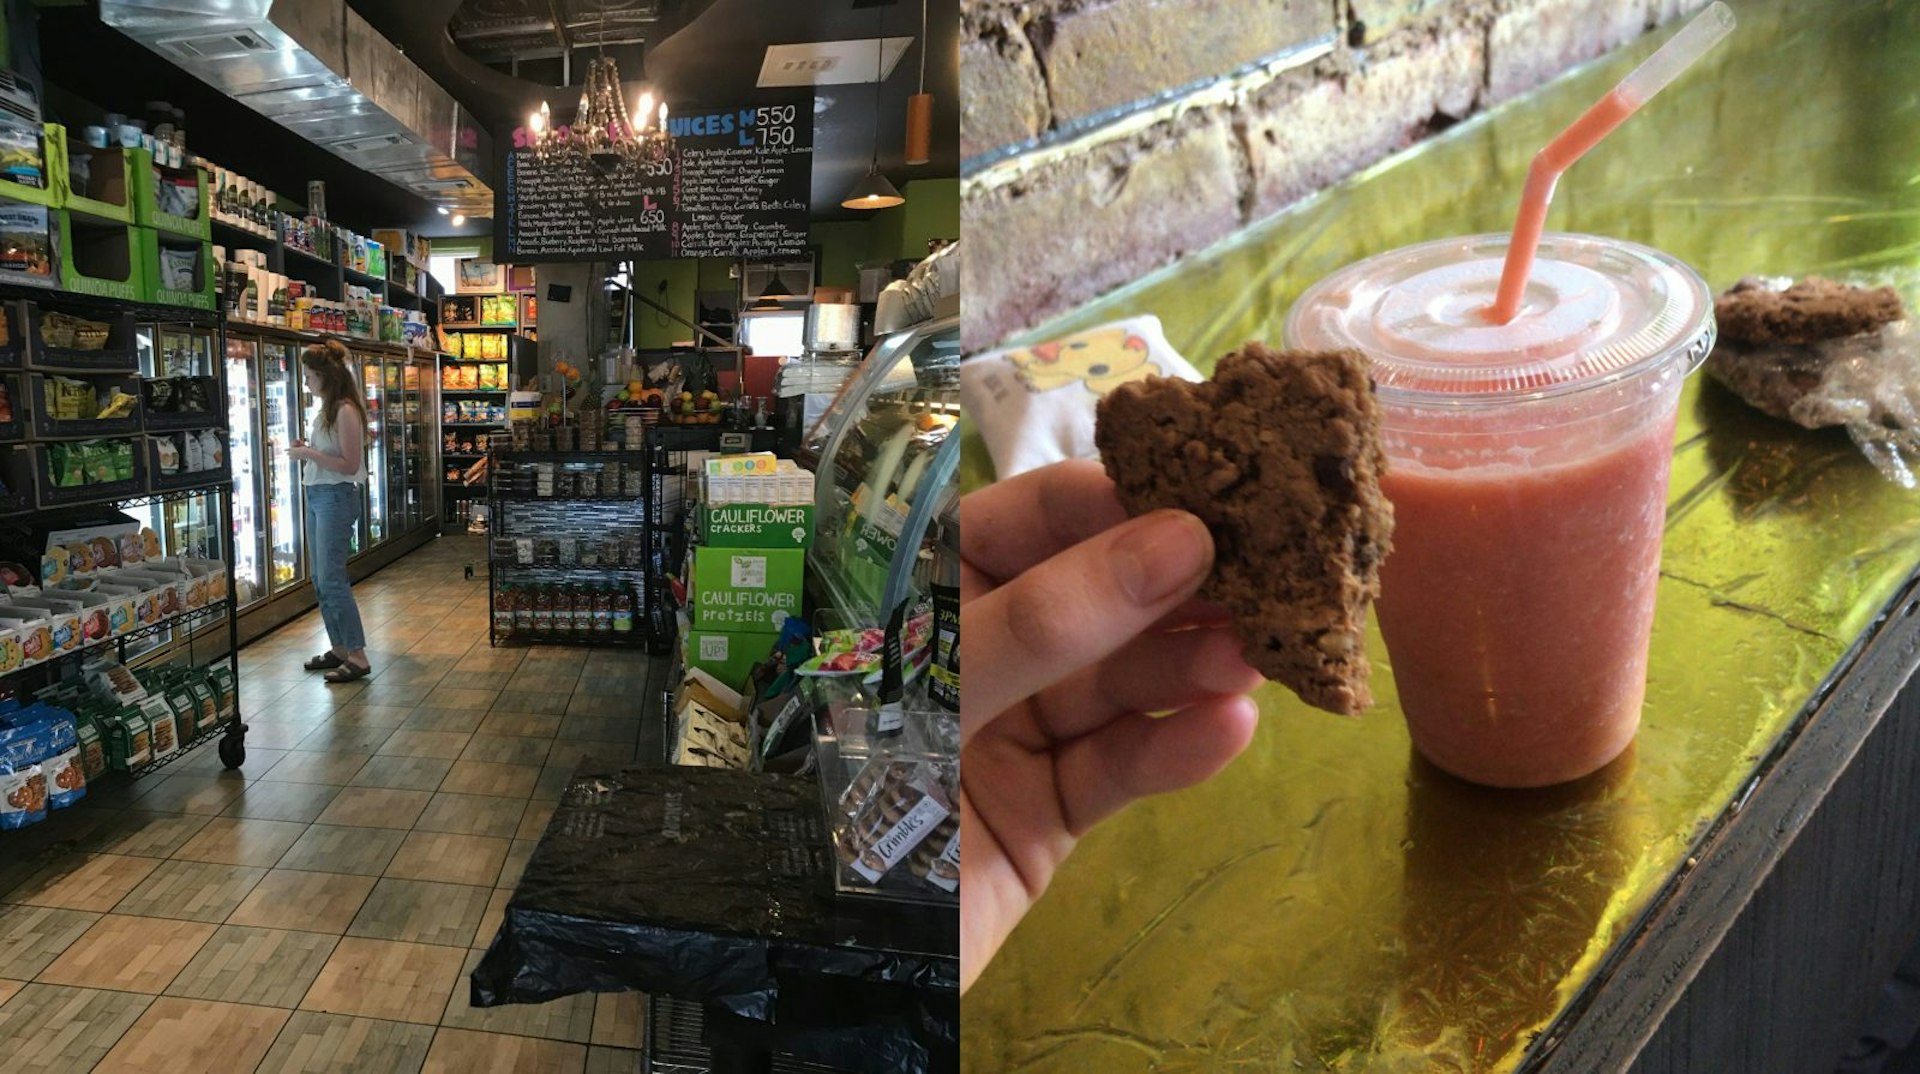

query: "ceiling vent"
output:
758 37 913 87
100 0 495 217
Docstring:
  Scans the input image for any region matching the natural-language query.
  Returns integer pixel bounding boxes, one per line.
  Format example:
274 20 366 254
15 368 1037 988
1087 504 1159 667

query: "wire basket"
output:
41 313 113 351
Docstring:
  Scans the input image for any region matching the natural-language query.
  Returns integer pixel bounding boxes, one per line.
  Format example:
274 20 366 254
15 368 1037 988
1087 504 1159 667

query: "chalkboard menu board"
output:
499 95 813 263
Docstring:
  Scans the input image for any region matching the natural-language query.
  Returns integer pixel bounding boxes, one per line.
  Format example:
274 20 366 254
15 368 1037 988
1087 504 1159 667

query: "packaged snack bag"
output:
207 666 237 721
187 675 220 733
37 717 85 809
0 763 45 828
75 718 106 782
105 708 152 771
162 683 199 741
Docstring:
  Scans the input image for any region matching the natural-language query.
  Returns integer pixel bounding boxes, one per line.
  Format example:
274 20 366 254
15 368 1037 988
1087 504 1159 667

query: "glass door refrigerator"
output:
383 357 408 535
264 339 308 596
403 356 435 532
360 354 387 549
224 335 266 608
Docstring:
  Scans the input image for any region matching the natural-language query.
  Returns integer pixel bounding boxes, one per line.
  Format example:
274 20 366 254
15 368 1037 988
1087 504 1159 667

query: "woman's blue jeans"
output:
305 482 366 652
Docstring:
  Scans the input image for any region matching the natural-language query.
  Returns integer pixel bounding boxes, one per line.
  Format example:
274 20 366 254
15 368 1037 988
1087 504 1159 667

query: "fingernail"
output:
1113 511 1212 605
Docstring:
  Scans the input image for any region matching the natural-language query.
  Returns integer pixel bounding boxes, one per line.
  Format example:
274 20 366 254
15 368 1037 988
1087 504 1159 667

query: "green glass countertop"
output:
962 1 1920 1069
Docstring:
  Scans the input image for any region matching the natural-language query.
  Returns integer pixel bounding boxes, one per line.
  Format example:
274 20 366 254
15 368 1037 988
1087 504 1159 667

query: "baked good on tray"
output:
1706 275 1920 487
1706 276 1907 426
1094 343 1394 715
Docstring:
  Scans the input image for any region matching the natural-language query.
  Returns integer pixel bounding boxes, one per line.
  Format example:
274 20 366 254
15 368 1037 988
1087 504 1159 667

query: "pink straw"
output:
1488 3 1735 324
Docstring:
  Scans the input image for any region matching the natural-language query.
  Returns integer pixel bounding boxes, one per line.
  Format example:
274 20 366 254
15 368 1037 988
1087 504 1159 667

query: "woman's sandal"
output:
323 662 372 684
304 653 345 671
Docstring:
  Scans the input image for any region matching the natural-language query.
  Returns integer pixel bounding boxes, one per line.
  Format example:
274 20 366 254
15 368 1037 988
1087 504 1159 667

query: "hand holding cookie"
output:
959 460 1262 993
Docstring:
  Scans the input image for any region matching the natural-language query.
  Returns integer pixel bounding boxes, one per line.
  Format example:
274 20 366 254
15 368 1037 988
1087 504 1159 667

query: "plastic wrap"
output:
468 764 957 1070
1706 276 1920 487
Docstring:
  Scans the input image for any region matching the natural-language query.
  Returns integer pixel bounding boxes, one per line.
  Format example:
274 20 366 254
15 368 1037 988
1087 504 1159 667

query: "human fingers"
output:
959 459 1130 585
1028 624 1262 742
1053 695 1259 835
958 792 1038 995
1151 595 1234 632
961 509 1214 746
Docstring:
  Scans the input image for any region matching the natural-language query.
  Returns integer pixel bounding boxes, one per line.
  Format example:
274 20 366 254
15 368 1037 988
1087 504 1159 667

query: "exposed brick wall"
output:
961 0 1711 352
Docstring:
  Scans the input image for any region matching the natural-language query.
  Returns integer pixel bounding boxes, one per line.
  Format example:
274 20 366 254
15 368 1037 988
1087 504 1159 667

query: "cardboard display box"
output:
690 546 803 632
683 628 780 697
699 503 814 549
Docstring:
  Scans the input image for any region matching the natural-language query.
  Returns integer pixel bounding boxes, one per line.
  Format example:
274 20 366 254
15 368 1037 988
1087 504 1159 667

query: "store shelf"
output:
493 449 646 461
644 994 855 1074
487 631 649 649
209 218 275 252
0 599 231 685
441 389 509 396
128 716 234 781
443 421 507 427
491 492 645 503
491 561 647 573
343 266 384 288
281 244 334 270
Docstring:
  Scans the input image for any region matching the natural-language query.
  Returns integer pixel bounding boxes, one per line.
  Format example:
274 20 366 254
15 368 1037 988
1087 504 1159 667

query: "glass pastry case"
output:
804 312 961 625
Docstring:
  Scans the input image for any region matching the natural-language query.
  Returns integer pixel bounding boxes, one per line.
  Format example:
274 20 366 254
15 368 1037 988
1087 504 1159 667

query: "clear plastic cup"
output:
1286 232 1714 788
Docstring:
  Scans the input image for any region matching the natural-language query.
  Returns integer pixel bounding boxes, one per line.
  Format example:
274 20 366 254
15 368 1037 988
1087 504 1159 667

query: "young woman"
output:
288 339 373 683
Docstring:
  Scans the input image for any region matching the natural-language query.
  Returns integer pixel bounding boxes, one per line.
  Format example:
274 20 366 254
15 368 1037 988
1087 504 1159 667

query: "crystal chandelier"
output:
528 54 671 175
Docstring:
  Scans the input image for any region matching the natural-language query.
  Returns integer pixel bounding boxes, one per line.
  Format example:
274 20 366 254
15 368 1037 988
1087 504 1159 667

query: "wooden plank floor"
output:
0 537 651 1073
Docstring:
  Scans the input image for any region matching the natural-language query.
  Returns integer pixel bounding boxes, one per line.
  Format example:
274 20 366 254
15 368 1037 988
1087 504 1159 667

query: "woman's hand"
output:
959 460 1262 993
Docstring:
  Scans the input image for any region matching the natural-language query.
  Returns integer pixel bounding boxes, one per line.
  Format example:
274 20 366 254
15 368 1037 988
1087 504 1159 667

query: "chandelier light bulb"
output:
524 58 673 172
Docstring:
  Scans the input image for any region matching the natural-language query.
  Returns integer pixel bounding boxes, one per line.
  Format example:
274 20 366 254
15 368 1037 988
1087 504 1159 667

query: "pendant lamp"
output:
904 0 932 165
842 10 905 210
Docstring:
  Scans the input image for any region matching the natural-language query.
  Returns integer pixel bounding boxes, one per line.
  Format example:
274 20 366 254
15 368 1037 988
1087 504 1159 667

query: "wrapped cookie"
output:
846 765 954 884
1708 275 1920 487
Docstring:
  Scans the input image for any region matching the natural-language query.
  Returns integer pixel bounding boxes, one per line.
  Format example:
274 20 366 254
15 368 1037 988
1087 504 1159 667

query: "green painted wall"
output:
631 258 701 349
810 221 872 289
864 179 959 263
698 258 733 292
898 178 959 258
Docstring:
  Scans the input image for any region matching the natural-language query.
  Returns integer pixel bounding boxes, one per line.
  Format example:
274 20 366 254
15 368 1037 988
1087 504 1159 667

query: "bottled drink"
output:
566 584 585 639
493 584 514 638
593 586 613 637
611 587 634 636
511 584 532 636
532 584 553 636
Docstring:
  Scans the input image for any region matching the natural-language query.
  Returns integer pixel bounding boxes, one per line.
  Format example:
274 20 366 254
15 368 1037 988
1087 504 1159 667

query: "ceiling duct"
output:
99 0 495 217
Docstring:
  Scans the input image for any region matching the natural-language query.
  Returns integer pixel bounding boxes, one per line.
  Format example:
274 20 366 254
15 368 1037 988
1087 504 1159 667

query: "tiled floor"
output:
0 536 652 1073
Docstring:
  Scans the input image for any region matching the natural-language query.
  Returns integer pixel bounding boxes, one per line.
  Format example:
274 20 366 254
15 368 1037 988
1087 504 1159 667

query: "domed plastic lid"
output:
1284 233 1714 405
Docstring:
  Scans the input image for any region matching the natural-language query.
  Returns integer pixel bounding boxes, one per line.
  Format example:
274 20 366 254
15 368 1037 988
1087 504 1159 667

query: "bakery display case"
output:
804 312 960 625
814 697 959 906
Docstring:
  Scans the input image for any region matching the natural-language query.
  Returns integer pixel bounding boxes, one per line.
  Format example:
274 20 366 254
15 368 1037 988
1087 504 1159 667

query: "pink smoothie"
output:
1377 411 1676 788
1286 233 1713 788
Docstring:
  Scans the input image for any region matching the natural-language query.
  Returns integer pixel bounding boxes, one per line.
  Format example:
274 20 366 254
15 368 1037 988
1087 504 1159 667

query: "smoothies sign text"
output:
498 95 812 262
506 104 800 148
